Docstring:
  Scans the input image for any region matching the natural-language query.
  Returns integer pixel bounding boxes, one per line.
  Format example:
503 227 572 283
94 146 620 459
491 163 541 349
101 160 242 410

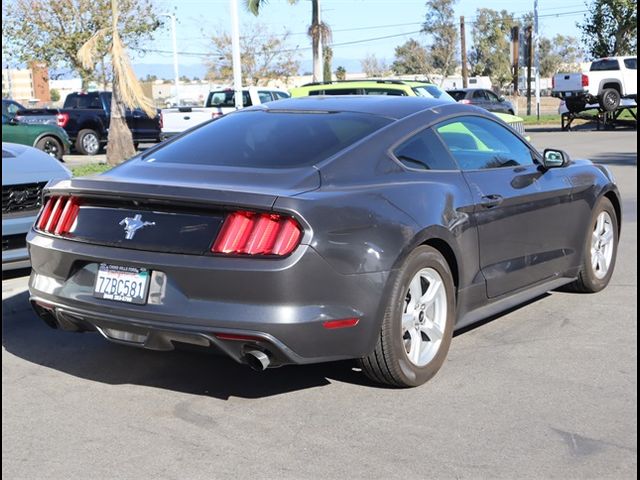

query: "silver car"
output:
2 142 72 270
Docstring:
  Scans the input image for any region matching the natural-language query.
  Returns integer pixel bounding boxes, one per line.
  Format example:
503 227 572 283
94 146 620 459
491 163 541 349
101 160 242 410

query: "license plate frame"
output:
93 263 151 305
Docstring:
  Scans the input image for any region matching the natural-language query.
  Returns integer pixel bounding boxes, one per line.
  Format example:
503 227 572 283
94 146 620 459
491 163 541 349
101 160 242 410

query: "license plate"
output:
93 264 150 305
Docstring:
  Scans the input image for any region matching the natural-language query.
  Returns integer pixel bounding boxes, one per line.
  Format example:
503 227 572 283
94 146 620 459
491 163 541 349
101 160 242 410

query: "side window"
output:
393 128 458 171
473 90 487 100
363 88 406 96
485 91 499 103
257 91 274 104
273 91 290 99
243 91 252 107
624 58 637 70
435 116 535 170
5 102 21 116
322 88 359 95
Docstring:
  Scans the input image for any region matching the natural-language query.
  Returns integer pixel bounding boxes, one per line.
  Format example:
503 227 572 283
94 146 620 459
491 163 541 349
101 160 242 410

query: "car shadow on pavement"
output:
590 152 637 166
2 289 385 400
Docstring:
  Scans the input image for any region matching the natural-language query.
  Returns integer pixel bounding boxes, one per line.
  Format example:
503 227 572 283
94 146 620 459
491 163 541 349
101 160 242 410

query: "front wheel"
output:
35 136 63 160
566 197 618 293
358 246 455 387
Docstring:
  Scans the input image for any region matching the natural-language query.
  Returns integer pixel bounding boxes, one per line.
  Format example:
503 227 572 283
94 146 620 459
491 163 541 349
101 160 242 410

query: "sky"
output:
135 0 590 76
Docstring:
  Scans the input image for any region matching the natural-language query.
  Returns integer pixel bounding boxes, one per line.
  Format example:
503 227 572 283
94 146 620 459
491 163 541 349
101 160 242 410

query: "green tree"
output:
579 0 637 58
392 39 430 75
49 88 61 103
246 0 331 82
422 0 458 79
3 0 164 90
78 0 156 165
539 35 584 77
335 66 347 80
323 46 333 82
206 24 300 85
468 8 517 88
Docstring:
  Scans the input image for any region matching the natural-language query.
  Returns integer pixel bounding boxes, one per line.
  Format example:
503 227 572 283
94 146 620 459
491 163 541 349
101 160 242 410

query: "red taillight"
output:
56 112 69 128
582 74 589 87
212 211 302 256
36 196 80 235
460 99 471 104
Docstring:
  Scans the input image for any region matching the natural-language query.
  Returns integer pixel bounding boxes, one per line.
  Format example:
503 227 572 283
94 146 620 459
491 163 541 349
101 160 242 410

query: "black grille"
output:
2 234 27 251
2 182 47 214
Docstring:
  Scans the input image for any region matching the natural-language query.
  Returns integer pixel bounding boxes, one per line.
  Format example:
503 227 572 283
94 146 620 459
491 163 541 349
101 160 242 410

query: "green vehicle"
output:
290 79 526 137
2 100 71 161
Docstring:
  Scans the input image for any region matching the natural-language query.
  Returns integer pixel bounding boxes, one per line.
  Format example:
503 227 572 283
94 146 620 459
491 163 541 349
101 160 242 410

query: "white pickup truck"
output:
161 86 290 139
551 56 637 113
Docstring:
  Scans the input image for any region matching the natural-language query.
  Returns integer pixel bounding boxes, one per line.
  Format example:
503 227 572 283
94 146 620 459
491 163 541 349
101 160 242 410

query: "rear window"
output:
206 90 252 107
590 59 620 71
64 93 104 109
447 90 467 101
145 111 391 168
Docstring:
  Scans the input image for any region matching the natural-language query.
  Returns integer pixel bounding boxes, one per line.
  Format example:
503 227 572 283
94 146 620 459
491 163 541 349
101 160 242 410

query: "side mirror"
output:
542 148 570 169
499 95 506 102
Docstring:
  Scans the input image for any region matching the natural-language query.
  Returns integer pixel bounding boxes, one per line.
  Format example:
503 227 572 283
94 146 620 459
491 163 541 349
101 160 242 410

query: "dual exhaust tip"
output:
245 350 271 371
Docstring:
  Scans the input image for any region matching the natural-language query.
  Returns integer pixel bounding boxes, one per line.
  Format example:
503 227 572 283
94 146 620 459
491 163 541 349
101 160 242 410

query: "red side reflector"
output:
322 318 360 329
212 211 302 256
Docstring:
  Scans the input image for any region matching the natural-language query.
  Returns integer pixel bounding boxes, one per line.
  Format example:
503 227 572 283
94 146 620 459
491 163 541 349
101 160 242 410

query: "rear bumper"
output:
27 230 390 366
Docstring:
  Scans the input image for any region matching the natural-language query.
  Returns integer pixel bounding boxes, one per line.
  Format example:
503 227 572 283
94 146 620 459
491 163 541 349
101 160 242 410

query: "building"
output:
2 63 51 105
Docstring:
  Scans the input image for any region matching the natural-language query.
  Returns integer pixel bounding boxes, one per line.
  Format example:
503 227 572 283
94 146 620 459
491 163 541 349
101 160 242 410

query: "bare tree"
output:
361 54 390 77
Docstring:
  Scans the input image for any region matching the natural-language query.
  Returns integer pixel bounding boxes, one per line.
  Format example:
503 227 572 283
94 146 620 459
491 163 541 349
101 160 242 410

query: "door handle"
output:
480 194 503 208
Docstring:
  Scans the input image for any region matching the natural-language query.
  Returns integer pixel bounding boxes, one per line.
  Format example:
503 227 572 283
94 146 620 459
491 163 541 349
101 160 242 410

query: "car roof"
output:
251 95 453 120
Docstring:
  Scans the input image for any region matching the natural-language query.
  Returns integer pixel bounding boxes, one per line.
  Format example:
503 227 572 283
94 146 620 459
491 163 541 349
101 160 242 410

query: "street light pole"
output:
161 13 180 105
230 0 243 109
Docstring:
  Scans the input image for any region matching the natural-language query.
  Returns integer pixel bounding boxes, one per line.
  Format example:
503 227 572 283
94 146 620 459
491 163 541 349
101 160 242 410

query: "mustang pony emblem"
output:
119 214 156 240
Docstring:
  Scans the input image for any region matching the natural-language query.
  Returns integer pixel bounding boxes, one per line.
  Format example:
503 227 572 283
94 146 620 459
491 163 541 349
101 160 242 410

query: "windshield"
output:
145 110 392 168
412 85 455 102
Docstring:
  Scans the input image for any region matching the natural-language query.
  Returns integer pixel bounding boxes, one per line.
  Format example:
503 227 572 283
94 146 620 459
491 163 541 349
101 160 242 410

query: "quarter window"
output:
435 116 535 170
393 128 458 171
624 58 637 70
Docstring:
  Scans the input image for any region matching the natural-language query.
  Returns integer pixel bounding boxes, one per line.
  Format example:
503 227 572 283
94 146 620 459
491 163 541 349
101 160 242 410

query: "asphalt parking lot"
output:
2 127 637 480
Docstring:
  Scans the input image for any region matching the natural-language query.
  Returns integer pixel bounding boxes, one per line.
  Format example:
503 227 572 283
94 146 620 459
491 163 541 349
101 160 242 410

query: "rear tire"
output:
565 197 618 293
35 136 63 161
599 88 621 112
358 246 455 387
76 129 101 155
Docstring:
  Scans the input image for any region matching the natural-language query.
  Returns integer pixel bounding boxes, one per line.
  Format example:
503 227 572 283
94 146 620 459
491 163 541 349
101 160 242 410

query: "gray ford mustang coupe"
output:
27 96 620 387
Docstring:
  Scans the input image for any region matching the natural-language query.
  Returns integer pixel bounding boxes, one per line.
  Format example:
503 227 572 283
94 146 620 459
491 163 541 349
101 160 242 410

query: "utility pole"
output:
534 0 541 120
230 0 243 109
525 25 533 116
460 16 468 88
511 26 519 98
161 13 180 105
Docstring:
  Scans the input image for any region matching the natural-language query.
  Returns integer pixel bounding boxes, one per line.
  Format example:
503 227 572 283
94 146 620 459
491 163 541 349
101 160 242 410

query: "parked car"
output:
446 88 516 114
2 101 71 161
27 96 620 387
291 80 526 136
161 87 290 139
552 56 637 113
15 91 162 155
2 142 72 270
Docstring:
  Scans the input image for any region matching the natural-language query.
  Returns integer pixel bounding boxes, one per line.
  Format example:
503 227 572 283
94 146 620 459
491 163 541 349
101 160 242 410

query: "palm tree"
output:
77 0 157 165
246 0 330 82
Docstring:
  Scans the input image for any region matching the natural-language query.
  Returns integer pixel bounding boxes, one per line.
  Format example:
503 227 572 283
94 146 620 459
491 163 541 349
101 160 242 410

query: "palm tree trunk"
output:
106 86 136 165
311 0 322 82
